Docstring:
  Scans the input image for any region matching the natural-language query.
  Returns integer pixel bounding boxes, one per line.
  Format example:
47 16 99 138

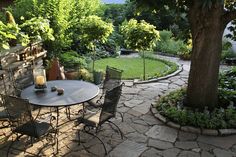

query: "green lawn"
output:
94 57 176 80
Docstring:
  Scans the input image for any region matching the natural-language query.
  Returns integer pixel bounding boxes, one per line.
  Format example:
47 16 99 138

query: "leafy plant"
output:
78 68 92 81
20 17 54 42
12 0 101 54
59 51 87 70
219 66 236 107
156 88 236 129
221 39 236 60
178 39 192 60
0 21 19 49
155 30 190 56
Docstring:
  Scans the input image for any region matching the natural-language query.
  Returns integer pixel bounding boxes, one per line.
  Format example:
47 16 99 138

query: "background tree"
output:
132 0 236 110
121 19 160 80
102 4 127 27
78 15 113 71
8 0 101 54
125 1 190 41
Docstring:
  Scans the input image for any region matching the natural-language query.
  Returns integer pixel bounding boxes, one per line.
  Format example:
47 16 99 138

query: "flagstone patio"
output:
1 55 236 157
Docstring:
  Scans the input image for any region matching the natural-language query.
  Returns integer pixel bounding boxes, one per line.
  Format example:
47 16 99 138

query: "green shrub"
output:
219 66 236 107
59 51 87 70
156 87 236 129
78 68 92 81
20 17 54 42
0 22 17 49
102 30 124 55
155 30 189 56
178 39 192 60
12 0 102 54
221 39 236 60
159 30 172 42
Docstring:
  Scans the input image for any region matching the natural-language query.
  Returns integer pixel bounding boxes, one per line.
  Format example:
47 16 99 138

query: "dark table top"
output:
21 80 99 107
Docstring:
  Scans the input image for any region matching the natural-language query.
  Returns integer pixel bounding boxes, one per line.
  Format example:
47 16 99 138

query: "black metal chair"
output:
77 84 123 155
91 66 123 102
0 100 10 129
103 66 123 92
2 95 55 156
88 66 123 104
0 105 11 148
86 66 123 121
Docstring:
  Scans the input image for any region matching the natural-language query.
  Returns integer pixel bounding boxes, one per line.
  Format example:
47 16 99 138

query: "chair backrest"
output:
0 95 9 119
100 84 122 122
2 95 33 128
103 66 123 92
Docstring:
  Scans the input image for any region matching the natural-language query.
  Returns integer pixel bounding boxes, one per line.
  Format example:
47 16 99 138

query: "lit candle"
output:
35 76 45 85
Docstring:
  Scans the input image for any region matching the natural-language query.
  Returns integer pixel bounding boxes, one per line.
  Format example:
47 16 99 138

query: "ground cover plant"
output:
156 67 236 129
94 57 178 80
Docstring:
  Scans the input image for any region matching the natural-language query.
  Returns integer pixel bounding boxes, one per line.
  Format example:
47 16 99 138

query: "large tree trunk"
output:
186 2 226 110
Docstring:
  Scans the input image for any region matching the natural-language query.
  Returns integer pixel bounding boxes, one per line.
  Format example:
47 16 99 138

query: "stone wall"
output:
0 42 47 95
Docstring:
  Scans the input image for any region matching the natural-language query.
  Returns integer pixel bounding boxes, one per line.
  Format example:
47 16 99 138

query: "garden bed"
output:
152 67 236 135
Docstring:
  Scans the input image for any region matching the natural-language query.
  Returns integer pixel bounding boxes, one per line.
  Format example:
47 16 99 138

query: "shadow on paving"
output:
0 106 126 157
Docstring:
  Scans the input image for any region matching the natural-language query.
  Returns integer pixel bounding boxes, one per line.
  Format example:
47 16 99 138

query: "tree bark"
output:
186 2 226 110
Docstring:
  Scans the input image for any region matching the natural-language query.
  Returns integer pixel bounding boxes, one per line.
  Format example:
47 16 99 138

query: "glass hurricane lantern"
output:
33 68 47 90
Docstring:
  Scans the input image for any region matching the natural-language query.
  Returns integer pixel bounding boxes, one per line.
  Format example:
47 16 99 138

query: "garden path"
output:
1 54 236 157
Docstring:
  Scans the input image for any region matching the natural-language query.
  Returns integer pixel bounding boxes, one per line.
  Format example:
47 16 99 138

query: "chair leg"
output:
65 107 71 120
108 120 123 139
77 130 81 145
7 140 14 157
6 134 21 157
84 130 107 155
118 112 124 122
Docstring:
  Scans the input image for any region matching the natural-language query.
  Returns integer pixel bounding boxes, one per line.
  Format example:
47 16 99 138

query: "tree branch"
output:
223 10 236 25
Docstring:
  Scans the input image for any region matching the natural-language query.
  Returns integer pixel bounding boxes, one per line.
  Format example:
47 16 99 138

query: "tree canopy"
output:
121 19 159 51
78 15 113 51
132 0 236 37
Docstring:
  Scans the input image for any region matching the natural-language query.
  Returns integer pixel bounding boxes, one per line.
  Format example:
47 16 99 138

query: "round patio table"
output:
21 80 99 107
21 80 99 155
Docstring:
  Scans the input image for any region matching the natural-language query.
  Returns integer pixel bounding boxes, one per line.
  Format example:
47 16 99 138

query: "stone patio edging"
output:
133 63 183 84
150 103 236 136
